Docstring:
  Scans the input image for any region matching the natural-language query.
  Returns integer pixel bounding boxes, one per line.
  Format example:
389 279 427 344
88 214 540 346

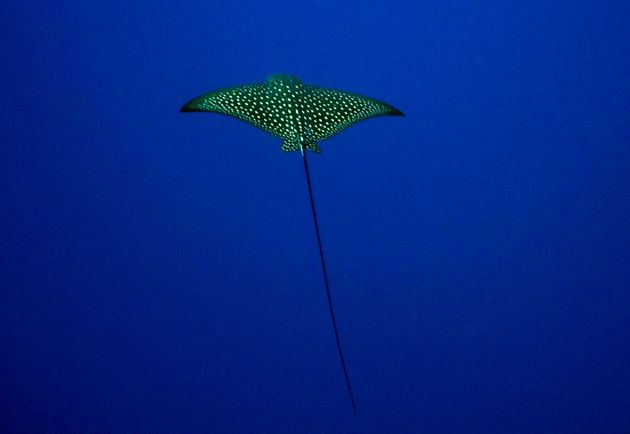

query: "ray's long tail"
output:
301 148 358 414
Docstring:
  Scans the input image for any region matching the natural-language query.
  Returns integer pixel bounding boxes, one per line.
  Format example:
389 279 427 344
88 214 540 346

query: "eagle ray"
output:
181 74 404 414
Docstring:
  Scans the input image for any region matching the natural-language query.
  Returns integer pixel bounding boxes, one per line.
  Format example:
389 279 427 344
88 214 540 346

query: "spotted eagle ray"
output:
181 74 403 413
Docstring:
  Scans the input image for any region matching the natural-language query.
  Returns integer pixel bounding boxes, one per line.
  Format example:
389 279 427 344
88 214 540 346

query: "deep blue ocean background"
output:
3 1 630 433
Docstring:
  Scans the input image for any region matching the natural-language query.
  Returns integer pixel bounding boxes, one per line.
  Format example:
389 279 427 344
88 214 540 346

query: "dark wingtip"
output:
181 96 203 112
391 108 405 116
180 102 194 112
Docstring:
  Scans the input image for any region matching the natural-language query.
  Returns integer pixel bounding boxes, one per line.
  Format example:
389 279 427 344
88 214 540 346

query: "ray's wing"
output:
302 86 404 142
181 83 292 139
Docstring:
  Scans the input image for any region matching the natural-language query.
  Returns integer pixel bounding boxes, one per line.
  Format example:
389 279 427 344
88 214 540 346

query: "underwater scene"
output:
3 0 630 432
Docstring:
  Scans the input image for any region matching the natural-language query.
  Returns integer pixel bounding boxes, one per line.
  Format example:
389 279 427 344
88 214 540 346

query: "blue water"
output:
3 1 630 432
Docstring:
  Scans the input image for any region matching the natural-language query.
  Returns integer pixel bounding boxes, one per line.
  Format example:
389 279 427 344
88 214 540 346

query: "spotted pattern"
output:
181 74 403 152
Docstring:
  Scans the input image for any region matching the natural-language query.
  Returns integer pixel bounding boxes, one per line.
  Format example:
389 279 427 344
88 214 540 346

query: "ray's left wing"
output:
181 83 291 139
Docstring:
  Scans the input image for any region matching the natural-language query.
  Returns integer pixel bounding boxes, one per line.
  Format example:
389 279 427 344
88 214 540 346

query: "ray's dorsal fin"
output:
282 132 321 153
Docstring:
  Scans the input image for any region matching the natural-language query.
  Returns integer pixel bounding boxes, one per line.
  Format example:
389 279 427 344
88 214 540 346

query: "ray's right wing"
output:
302 86 404 142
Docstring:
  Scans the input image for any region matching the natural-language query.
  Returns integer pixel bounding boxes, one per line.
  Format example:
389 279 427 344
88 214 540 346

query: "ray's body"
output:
182 74 403 413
